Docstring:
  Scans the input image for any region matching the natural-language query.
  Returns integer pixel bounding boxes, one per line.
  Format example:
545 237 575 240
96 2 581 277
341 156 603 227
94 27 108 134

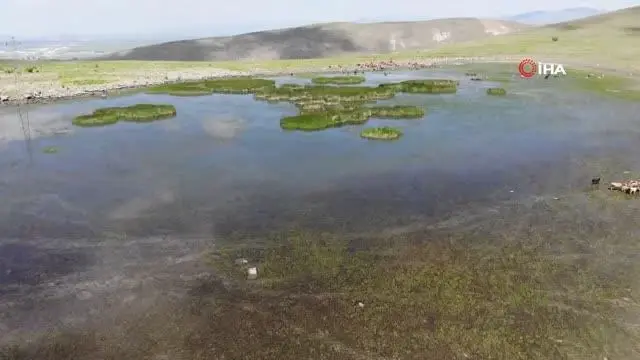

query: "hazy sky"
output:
1 0 639 38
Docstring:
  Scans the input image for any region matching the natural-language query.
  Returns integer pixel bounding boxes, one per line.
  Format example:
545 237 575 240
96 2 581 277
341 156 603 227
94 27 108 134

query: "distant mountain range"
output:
0 7 610 61
103 18 529 62
505 7 604 25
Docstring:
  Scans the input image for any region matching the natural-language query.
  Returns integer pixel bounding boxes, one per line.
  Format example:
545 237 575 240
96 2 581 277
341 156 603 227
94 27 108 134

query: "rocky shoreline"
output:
0 56 538 106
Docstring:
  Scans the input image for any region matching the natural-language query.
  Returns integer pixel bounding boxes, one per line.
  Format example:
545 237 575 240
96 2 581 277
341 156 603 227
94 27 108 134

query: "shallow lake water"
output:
2 68 640 344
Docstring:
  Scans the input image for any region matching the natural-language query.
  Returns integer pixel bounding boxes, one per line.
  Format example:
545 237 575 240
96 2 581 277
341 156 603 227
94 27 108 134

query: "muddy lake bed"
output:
2 67 640 358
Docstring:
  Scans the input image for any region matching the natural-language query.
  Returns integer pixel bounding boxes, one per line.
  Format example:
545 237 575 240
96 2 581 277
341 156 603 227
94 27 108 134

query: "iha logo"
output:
518 58 566 78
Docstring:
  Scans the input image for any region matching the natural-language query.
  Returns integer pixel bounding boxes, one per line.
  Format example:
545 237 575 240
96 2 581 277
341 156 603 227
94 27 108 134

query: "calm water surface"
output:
2 69 640 339
1 70 638 239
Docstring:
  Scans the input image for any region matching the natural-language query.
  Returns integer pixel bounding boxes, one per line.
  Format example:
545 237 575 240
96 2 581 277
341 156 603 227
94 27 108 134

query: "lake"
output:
2 68 640 354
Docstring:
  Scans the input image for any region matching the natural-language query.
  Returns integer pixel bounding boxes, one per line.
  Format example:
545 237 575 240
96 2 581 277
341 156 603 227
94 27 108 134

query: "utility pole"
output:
5 36 33 162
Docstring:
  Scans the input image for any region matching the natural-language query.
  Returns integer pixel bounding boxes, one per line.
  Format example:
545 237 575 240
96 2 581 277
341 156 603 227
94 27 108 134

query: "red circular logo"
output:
518 58 537 78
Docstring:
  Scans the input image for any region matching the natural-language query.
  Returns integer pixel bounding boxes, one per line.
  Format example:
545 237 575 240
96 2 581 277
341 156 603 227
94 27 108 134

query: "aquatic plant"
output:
486 87 507 95
280 108 372 131
2 233 632 359
279 83 304 89
147 77 276 96
72 104 177 127
378 79 458 93
205 235 631 360
257 85 398 105
399 79 458 93
203 77 276 93
311 75 365 85
42 146 59 154
360 126 403 140
146 82 212 96
369 105 424 118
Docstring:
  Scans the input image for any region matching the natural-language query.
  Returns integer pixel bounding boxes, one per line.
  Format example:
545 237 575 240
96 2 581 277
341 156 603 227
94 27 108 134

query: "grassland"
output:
2 5 639 103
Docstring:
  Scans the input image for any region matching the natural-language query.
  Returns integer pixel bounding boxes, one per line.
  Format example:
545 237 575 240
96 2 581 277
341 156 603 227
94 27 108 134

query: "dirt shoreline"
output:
0 56 632 107
0 57 516 106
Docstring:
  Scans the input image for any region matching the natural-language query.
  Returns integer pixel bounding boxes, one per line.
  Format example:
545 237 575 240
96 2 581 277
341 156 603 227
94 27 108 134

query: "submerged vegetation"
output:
311 75 365 84
72 104 177 127
3 233 634 359
486 87 507 95
200 235 633 359
360 126 403 140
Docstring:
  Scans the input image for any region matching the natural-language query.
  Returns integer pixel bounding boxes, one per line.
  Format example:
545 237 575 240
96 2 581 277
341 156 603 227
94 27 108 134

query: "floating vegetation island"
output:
379 79 458 93
368 105 425 118
95 77 458 136
256 80 443 131
311 75 366 84
72 104 177 127
281 109 372 131
146 77 276 96
486 87 507 96
360 126 403 140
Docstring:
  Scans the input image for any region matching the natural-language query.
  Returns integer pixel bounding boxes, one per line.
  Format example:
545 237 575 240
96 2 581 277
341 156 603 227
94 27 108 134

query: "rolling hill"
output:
421 6 640 71
103 18 530 61
505 7 604 25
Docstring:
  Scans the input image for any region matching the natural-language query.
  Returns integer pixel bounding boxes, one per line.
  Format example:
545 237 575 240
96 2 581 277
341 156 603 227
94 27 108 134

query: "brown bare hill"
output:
103 18 529 61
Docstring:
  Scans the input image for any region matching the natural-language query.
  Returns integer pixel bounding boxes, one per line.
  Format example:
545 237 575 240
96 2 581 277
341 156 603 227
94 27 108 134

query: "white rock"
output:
247 267 258 280
235 258 249 265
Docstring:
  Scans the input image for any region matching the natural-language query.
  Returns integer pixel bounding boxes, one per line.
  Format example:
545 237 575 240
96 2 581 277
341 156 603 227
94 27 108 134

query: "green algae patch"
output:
146 77 276 96
72 104 177 127
360 126 403 140
279 83 304 89
369 105 425 118
204 77 276 93
295 100 366 114
205 235 633 360
280 108 372 131
257 85 396 102
400 79 458 93
486 87 507 95
3 232 634 359
379 79 458 94
146 82 212 96
311 75 365 85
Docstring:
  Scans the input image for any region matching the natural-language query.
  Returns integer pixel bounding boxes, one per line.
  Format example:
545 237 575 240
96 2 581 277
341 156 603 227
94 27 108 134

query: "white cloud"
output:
0 106 73 145
201 115 246 140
